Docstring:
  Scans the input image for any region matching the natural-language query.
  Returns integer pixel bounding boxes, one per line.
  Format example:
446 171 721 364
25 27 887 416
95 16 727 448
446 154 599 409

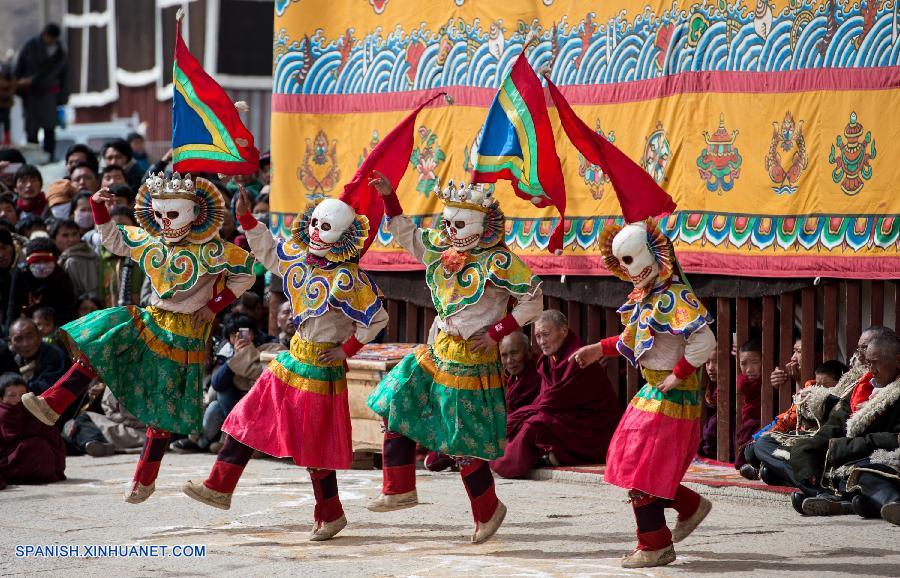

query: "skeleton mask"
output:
612 223 659 289
152 197 198 243
442 206 485 251
308 198 355 256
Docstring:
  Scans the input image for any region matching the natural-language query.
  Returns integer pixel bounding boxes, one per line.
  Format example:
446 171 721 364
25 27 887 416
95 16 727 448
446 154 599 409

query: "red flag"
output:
546 79 676 223
340 92 446 256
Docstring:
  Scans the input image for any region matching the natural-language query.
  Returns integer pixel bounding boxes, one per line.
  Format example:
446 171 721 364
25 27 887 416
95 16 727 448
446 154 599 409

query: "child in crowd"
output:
734 339 763 469
33 306 61 348
699 355 718 458
7 237 76 332
0 372 66 489
16 215 47 239
75 295 103 318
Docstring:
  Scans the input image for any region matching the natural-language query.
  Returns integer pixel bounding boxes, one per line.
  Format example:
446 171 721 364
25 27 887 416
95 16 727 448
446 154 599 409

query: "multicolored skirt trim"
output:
603 368 701 500
367 330 506 460
223 337 352 469
61 306 210 435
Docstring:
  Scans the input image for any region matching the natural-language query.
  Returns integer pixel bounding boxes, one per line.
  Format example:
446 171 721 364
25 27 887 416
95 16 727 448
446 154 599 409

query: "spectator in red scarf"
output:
14 164 47 219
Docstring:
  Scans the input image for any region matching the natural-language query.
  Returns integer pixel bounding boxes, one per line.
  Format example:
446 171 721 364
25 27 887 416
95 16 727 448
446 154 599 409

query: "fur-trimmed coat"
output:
791 376 900 484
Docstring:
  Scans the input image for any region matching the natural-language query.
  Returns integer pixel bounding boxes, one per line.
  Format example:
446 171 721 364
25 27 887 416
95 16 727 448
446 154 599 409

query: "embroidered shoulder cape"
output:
420 229 538 319
617 281 712 367
277 239 383 327
121 225 253 299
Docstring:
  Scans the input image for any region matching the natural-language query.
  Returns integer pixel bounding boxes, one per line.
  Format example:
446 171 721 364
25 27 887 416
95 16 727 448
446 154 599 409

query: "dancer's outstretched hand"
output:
368 171 393 197
91 187 114 206
319 346 347 364
235 186 252 217
568 343 602 368
658 373 683 393
192 306 215 325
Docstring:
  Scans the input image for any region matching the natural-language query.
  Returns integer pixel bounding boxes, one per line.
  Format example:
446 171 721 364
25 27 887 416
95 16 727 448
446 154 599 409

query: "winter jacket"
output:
59 241 100 298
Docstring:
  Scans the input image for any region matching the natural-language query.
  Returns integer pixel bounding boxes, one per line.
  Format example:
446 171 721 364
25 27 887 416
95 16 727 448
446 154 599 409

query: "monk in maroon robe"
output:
501 331 541 414
0 373 66 488
492 311 622 479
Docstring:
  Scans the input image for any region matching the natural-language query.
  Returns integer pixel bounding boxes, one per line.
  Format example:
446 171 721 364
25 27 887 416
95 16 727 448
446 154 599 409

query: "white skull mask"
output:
308 198 355 256
152 197 198 243
442 206 484 251
612 223 659 289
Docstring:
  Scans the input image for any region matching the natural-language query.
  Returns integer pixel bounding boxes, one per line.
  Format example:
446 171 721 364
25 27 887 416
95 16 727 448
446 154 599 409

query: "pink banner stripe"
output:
273 67 900 114
360 251 900 280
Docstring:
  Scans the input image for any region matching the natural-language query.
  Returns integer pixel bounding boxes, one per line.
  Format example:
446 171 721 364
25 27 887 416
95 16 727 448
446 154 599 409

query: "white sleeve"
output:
353 306 389 344
684 325 717 368
387 216 425 263
99 221 130 257
243 222 280 274
510 283 543 327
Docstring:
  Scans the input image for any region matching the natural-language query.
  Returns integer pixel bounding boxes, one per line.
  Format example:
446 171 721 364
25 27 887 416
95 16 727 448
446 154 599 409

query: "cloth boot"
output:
133 427 171 486
630 491 673 551
308 468 344 523
459 458 499 524
382 429 416 495
668 484 702 521
204 435 254 494
39 362 96 415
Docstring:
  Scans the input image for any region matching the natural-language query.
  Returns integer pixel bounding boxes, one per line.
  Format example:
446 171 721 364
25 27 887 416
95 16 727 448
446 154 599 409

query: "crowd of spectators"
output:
0 137 272 489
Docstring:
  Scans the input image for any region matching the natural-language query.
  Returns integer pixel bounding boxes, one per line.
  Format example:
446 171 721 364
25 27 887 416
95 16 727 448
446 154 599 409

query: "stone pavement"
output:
1 453 898 577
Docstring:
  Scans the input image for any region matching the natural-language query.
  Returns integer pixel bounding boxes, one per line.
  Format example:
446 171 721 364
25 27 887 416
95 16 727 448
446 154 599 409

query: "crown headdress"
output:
435 180 495 213
143 172 197 201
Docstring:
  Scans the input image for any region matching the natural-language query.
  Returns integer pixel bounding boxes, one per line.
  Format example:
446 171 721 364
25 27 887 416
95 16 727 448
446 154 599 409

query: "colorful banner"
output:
270 0 900 278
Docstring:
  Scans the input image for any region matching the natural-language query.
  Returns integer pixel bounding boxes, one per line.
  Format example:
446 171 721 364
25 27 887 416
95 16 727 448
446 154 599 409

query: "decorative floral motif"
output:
409 125 445 196
697 113 742 193
297 129 340 200
766 111 808 195
440 248 466 273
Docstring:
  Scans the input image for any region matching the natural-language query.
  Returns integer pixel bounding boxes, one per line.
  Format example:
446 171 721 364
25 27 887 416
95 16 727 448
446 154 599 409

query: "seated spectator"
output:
0 372 66 488
32 306 62 348
76 294 102 318
101 138 145 189
797 334 900 516
226 170 263 200
100 165 126 189
0 228 23 332
699 355 719 459
70 191 94 235
108 183 135 209
171 314 282 453
746 329 888 501
46 179 77 220
252 193 270 226
69 161 99 194
8 317 70 395
231 290 267 334
62 383 146 457
64 144 99 177
14 164 47 219
7 237 76 331
735 339 763 469
52 218 99 298
275 299 295 348
93 207 143 307
500 331 541 414
0 192 18 226
127 132 150 173
219 209 237 242
771 336 803 390
491 310 622 478
16 215 47 239
846 457 900 525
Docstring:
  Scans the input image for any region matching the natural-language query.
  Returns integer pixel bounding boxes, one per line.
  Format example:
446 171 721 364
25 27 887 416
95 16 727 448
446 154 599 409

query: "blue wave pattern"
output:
273 2 900 95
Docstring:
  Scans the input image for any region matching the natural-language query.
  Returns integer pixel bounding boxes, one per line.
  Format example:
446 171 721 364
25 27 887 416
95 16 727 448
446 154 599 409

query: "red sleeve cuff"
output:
487 313 520 342
382 191 403 218
600 336 620 357
207 288 237 314
673 356 698 380
341 335 365 357
90 198 111 225
237 211 258 231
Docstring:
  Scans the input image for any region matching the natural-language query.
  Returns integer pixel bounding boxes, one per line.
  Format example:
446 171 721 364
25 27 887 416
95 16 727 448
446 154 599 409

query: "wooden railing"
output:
379 279 899 463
